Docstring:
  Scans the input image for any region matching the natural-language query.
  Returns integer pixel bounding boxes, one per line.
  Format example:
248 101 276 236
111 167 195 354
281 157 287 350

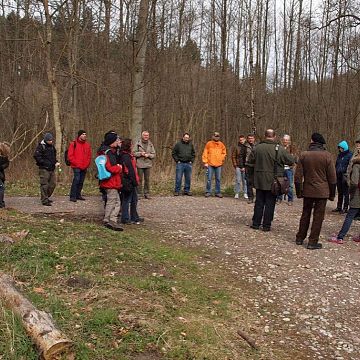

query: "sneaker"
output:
307 243 323 250
174 192 180 196
205 193 211 198
327 235 344 244
234 193 239 199
352 235 360 242
215 193 223 198
244 193 249 199
331 208 341 213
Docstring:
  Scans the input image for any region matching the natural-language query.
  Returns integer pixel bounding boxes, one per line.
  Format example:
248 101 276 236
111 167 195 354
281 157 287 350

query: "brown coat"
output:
295 143 336 199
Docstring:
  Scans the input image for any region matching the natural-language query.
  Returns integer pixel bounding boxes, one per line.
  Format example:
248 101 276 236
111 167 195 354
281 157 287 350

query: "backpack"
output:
95 150 111 180
64 141 76 166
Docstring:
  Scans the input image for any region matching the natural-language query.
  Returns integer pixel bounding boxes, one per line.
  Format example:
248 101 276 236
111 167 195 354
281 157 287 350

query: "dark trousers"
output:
296 197 327 245
121 188 139 222
252 189 277 229
245 173 254 200
39 169 56 204
336 175 349 210
338 207 359 239
0 179 5 207
70 168 87 200
137 168 150 195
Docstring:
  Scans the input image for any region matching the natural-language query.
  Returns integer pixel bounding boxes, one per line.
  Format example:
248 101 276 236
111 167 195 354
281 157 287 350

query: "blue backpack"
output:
95 150 111 180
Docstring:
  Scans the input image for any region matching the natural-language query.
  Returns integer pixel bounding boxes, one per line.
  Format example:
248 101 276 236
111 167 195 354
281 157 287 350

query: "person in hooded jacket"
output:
333 140 353 213
0 142 10 208
119 138 144 225
68 129 92 202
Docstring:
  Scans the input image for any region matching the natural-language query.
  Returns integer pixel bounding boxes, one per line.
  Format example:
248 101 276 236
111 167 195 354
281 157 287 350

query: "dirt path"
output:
6 195 360 359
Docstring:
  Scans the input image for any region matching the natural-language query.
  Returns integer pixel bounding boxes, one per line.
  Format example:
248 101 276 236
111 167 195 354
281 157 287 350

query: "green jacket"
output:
247 139 295 190
349 162 360 209
172 140 195 163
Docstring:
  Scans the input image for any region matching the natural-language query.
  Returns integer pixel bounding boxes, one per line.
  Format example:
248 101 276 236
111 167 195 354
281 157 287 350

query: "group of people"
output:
0 128 359 247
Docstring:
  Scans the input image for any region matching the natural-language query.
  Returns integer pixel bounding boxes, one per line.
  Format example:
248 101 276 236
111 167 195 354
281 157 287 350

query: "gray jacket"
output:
134 139 156 168
349 162 360 209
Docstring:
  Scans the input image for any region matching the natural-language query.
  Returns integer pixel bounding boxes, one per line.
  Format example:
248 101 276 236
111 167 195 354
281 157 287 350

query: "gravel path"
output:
6 195 360 359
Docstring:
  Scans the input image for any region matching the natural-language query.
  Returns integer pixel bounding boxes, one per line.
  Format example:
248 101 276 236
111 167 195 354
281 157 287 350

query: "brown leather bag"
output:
270 144 290 196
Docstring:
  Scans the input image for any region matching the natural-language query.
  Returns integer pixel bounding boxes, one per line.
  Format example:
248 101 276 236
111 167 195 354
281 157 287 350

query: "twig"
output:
237 329 259 350
0 96 11 111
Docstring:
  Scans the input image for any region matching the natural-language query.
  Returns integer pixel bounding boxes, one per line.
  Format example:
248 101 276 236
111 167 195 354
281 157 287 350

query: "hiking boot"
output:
205 193 211 198
327 235 344 244
307 243 323 250
295 239 304 245
331 208 341 213
215 193 223 198
234 193 239 199
174 192 180 196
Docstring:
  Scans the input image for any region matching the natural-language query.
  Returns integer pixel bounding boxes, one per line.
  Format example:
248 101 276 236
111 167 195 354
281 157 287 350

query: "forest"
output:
1 0 360 178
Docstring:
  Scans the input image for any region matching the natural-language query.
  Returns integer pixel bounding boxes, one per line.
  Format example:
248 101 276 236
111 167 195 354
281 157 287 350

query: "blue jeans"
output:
175 162 192 193
121 188 139 222
235 167 247 194
206 166 221 194
277 168 294 202
70 168 86 199
338 207 359 239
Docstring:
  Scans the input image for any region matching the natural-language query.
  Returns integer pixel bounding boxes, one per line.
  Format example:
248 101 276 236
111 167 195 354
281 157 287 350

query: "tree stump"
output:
0 273 73 359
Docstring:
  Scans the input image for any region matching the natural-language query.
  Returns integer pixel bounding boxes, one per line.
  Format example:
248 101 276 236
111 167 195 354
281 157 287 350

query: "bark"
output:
0 273 73 359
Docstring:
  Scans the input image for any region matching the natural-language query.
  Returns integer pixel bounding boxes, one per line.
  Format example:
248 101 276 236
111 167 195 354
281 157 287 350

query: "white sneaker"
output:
234 193 239 199
244 193 249 199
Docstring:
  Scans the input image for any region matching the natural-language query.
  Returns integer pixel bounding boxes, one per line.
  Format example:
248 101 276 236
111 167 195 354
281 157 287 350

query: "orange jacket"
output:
202 140 227 167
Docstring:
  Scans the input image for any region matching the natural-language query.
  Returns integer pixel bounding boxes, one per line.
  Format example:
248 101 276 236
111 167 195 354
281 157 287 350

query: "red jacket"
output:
100 148 122 189
68 138 92 170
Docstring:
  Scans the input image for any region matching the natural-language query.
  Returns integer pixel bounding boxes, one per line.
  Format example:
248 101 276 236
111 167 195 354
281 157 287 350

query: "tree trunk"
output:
0 273 73 359
131 0 150 140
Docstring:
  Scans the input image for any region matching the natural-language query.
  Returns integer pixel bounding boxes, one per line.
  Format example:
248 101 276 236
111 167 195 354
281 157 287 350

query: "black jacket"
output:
33 141 57 171
172 140 195 163
0 156 9 182
119 151 138 186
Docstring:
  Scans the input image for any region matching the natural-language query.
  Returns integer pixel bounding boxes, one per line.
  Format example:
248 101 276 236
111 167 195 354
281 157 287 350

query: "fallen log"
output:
0 273 73 359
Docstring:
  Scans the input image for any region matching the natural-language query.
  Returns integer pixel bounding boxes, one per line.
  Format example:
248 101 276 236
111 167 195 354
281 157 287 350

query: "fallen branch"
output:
0 273 73 359
237 329 259 350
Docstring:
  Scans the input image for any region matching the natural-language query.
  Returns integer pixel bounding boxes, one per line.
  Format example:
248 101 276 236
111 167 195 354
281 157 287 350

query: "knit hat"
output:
337 140 349 151
44 133 53 142
311 132 326 145
104 132 118 146
77 129 86 137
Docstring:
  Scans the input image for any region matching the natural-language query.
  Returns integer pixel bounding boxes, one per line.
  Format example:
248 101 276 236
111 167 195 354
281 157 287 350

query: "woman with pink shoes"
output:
329 138 360 244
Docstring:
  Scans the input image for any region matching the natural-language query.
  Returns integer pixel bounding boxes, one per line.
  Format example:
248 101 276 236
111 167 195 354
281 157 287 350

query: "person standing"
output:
202 132 227 198
0 142 10 208
276 134 298 205
294 133 337 250
98 132 123 231
33 133 60 206
134 131 156 199
244 134 257 203
120 138 143 225
332 140 352 213
247 129 294 231
231 135 248 199
172 133 195 196
67 130 92 202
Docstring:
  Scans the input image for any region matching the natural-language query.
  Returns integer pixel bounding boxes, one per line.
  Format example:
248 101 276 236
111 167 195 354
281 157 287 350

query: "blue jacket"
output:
335 141 352 175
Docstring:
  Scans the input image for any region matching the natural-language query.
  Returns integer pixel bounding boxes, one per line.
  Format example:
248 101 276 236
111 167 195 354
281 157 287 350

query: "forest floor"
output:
2 194 360 359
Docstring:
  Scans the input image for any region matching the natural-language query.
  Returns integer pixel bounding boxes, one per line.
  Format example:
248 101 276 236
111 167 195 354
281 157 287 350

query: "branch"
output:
0 96 11 111
311 14 360 30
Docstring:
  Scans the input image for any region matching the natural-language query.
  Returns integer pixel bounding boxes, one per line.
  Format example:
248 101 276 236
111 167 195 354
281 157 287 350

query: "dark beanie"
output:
311 132 326 145
44 133 53 142
104 132 118 146
77 129 86 137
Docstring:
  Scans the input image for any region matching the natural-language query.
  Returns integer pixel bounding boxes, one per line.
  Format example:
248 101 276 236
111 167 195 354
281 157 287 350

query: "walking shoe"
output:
132 217 145 224
247 198 254 204
104 221 123 231
250 224 260 230
205 193 211 198
307 243 323 250
70 198 77 202
144 194 151 199
48 199 53 203
295 239 304 245
261 226 271 232
77 196 86 201
327 235 344 244
234 193 239 199
183 191 193 196
244 193 249 199
352 235 360 242
331 208 341 213
42 201 52 206
215 193 223 198
174 192 180 196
